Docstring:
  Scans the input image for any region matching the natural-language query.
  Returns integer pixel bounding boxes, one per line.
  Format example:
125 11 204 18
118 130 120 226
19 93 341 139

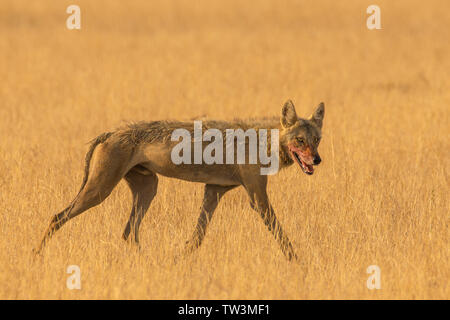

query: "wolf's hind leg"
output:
122 168 158 244
34 142 131 254
35 169 125 254
185 184 236 253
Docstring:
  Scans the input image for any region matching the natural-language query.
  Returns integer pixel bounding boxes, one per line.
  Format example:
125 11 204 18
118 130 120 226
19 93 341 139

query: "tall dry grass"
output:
0 0 448 299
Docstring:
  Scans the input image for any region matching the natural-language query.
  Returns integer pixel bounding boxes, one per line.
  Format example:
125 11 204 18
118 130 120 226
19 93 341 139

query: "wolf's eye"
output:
296 137 305 145
314 137 321 143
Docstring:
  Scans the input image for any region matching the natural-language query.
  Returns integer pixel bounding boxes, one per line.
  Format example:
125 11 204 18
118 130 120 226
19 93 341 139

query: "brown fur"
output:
35 100 324 261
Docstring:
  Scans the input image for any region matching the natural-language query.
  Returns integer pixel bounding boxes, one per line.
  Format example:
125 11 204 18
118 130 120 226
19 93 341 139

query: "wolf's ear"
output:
281 100 298 128
310 102 325 128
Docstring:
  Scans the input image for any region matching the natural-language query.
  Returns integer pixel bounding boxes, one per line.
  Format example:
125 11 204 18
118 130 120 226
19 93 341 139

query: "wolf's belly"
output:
135 144 241 185
145 162 240 185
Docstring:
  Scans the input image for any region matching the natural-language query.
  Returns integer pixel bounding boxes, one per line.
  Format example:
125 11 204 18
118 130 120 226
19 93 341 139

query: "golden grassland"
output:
0 0 448 299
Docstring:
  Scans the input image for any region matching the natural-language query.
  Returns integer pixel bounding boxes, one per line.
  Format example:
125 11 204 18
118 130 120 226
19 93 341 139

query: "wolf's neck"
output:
244 117 293 170
239 116 281 130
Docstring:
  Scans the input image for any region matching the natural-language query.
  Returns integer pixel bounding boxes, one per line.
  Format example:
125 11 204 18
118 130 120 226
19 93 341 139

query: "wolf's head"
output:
279 100 324 175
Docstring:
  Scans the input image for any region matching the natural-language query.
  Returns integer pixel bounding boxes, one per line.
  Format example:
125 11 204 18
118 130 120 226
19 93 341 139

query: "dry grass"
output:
0 0 448 299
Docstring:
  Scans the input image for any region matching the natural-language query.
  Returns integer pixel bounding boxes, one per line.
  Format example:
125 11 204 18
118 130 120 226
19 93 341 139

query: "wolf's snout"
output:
313 155 321 165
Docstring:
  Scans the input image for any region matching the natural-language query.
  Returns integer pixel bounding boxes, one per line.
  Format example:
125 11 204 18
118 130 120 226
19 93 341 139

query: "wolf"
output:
34 100 324 260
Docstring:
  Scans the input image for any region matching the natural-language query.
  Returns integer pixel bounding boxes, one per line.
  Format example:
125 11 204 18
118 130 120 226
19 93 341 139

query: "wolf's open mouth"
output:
289 147 314 175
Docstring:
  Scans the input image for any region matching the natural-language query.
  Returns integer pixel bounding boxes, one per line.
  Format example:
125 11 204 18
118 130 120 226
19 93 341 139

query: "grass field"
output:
0 0 448 299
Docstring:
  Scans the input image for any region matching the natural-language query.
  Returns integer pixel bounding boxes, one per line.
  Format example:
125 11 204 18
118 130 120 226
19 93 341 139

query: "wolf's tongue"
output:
304 162 314 173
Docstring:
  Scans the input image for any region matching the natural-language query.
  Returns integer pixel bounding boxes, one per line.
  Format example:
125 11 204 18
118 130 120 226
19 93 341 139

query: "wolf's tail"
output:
75 132 113 197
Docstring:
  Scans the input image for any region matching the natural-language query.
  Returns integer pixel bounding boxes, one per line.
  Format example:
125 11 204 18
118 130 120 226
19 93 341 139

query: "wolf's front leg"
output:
252 200 298 261
185 184 237 253
242 175 298 261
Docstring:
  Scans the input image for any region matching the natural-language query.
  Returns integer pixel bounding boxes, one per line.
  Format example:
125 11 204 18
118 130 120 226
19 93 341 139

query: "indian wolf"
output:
35 100 324 260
